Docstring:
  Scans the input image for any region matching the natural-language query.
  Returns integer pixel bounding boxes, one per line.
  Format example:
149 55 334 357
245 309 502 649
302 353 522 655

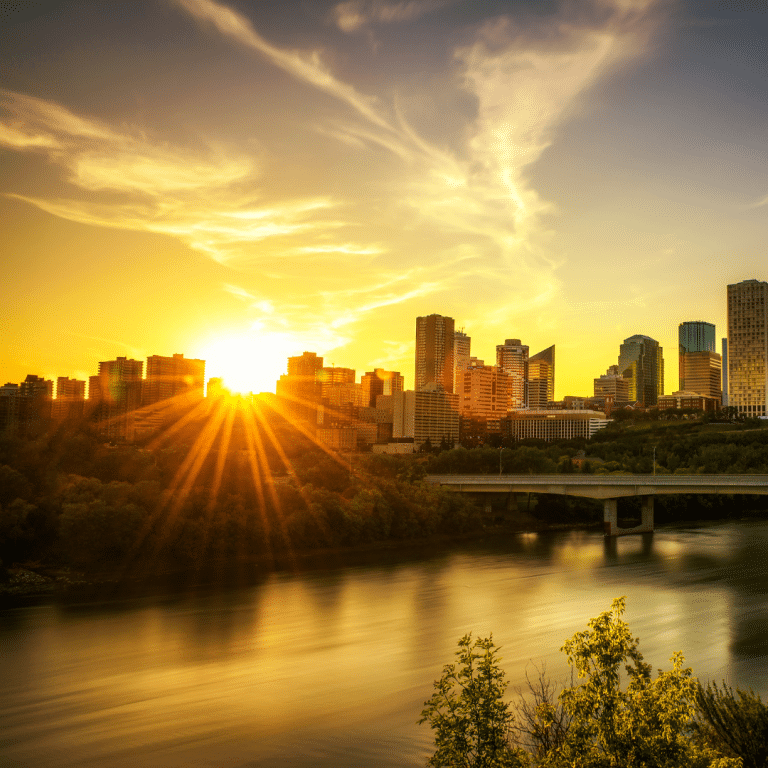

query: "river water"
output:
1 520 767 768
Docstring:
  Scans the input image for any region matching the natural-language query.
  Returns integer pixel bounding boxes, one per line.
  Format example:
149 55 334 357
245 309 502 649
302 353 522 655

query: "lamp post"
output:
499 446 504 475
653 445 656 476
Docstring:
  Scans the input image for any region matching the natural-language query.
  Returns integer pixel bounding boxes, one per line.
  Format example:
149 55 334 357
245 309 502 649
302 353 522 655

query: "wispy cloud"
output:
1 0 671 361
172 0 393 132
330 0 455 33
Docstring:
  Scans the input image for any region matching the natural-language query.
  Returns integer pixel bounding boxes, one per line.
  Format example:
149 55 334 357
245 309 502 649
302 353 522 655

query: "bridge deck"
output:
426 474 768 499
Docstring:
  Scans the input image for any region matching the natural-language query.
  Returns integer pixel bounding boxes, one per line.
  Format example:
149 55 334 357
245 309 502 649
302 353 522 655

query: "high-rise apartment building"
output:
92 357 144 441
617 335 664 406
53 376 85 420
277 352 324 423
288 351 324 377
459 365 509 419
727 279 768 417
496 339 528 409
528 345 555 409
415 314 455 393
143 353 205 405
453 330 471 393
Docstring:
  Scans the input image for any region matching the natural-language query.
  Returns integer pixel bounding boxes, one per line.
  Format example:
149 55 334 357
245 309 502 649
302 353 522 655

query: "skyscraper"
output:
415 314 455 393
617 335 664 406
678 321 716 355
496 339 528 409
528 345 555 409
727 279 768 417
678 322 721 400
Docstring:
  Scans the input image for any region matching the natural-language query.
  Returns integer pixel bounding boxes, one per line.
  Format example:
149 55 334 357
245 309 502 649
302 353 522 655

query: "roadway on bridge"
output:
426 474 768 499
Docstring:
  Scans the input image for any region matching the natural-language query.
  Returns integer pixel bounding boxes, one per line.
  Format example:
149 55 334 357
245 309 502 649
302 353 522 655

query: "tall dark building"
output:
618 335 664 406
53 376 85 420
415 314 455 393
678 321 716 355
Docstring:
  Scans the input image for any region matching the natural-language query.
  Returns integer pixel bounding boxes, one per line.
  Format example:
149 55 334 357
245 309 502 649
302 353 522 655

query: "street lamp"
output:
499 446 504 475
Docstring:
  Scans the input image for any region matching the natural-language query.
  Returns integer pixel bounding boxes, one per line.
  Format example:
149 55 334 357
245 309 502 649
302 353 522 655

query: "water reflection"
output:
1 520 767 768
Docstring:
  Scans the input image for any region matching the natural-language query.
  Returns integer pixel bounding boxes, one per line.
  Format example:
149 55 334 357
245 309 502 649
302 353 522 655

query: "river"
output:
1 520 767 767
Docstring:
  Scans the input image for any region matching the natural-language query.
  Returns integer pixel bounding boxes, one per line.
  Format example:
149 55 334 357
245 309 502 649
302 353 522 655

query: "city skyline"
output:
2 1 767 396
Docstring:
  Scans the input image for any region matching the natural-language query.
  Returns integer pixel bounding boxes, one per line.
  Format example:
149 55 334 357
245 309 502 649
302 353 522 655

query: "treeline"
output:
3 409 768 577
0 406 482 575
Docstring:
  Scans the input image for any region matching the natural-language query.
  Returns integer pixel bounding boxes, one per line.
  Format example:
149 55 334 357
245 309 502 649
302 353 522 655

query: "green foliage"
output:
422 599 744 768
419 633 527 768
695 681 768 768
554 596 716 768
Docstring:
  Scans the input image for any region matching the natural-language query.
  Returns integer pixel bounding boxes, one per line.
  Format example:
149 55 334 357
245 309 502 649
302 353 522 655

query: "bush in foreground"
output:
421 598 750 768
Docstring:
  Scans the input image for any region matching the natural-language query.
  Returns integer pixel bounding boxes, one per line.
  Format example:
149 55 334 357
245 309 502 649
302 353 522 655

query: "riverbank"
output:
0 513 596 605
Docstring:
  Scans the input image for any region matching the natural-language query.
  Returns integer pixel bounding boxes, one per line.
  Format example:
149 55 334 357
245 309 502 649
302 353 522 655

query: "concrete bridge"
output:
425 474 768 536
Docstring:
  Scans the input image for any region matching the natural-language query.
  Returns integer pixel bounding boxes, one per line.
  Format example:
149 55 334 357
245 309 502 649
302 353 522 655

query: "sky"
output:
1 0 767 397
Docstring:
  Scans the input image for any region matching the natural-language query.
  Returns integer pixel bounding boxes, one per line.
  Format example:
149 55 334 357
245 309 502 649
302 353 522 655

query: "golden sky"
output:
1 0 767 396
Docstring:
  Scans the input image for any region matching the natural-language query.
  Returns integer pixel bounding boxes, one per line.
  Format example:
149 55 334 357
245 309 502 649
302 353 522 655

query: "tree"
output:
419 633 527 768
552 597 740 768
695 681 768 768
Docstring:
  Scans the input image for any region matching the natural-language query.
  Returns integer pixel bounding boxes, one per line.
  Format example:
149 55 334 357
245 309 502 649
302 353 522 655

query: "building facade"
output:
459 364 509 420
528 345 555 409
502 410 609 442
727 279 768 417
143 353 205 406
617 335 664 406
496 339 529 409
92 357 144 441
453 330 471 393
415 314 455 393
679 351 722 401
53 376 85 420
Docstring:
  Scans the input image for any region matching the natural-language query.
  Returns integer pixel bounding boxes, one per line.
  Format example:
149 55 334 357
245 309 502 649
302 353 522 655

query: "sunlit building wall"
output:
361 368 404 407
679 351 722 401
503 410 609 441
617 335 664 406
528 345 555 409
496 339 528 409
415 314 455 393
143 353 205 405
460 365 509 419
727 279 768 417
453 330 471 393
594 365 630 402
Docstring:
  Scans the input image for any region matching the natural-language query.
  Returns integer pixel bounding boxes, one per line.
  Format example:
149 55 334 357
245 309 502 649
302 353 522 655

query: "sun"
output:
198 331 292 395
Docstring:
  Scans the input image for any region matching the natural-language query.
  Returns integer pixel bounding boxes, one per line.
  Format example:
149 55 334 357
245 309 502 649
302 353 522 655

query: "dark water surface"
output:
2 520 767 767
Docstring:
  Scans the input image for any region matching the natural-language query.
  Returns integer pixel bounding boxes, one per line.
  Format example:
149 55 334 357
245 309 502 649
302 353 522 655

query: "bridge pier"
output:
604 496 654 536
